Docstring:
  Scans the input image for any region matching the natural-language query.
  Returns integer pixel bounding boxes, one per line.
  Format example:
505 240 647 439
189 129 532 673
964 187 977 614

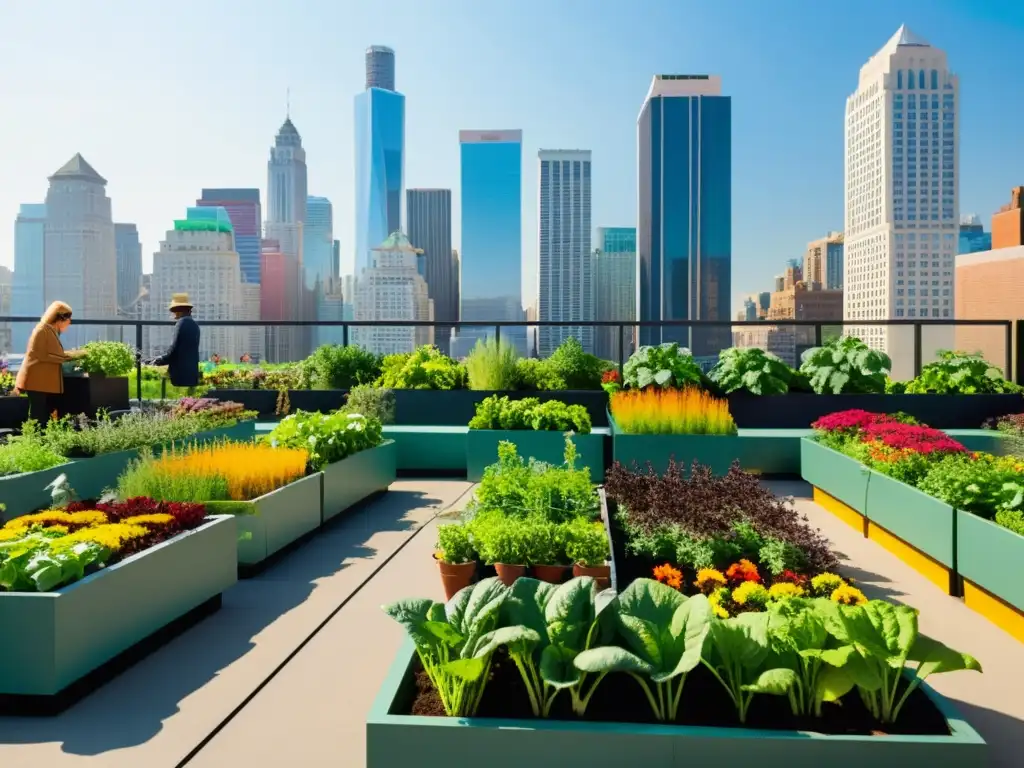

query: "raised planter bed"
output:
393 390 609 428
0 395 29 431
57 375 130 418
385 426 467 476
322 440 397 523
366 640 986 767
466 429 606 482
0 463 75 523
957 511 1024 643
0 514 237 712
800 438 870 519
231 473 323 568
728 392 1022 430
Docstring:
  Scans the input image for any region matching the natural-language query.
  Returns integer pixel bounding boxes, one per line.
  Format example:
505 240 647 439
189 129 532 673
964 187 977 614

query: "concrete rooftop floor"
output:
0 479 1021 767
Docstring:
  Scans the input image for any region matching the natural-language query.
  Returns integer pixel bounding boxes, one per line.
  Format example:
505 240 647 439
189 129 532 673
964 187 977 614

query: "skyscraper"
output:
594 227 637 362
538 150 593 356
44 154 117 347
844 26 958 378
354 47 405 276
305 196 339 347
407 189 455 354
115 223 143 319
804 232 844 290
11 203 47 350
197 189 262 284
454 130 526 357
637 75 731 363
0 267 12 354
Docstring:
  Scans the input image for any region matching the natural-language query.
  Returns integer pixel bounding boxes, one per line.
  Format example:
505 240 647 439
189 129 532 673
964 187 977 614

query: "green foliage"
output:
376 346 467 390
708 347 794 395
543 338 609 390
469 512 532 565
798 336 891 394
884 377 907 394
526 519 569 566
563 517 610 567
344 385 396 425
995 508 1024 536
116 448 231 501
0 535 107 592
435 523 475 565
264 409 383 471
300 344 381 389
622 343 703 390
515 358 566 390
468 395 591 433
917 453 1024 520
77 341 135 377
0 420 66 477
465 338 520 390
904 351 1021 394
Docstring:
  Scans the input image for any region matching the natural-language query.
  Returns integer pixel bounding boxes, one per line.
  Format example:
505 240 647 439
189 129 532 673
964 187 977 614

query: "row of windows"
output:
895 69 948 90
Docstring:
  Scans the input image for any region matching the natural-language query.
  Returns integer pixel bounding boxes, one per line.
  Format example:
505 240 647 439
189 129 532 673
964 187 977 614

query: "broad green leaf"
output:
908 633 983 676
422 620 464 647
442 656 487 683
28 560 63 593
545 576 595 651
476 625 541 658
741 667 798 696
540 644 583 688
654 593 712 682
503 577 555 644
574 645 654 676
707 611 771 673
383 598 440 650
653 369 672 386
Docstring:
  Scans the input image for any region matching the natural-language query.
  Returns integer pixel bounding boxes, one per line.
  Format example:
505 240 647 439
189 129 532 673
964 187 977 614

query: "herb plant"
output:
265 410 383 470
436 523 475 565
299 344 381 389
904 351 1021 394
515 358 567 391
465 338 520 390
622 343 703 390
77 341 136 377
376 346 467 390
563 518 609 567
798 336 891 394
708 347 794 395
468 395 591 433
344 385 396 424
543 337 608 390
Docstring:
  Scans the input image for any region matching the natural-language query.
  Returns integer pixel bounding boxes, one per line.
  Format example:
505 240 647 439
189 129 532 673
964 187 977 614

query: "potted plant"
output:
528 518 571 584
566 517 611 588
61 341 133 416
472 514 529 586
434 523 476 600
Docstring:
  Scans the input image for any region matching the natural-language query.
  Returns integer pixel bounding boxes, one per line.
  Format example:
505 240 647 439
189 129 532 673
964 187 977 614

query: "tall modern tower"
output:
197 189 262 284
637 75 731 364
11 203 47 350
407 189 455 354
454 130 525 357
537 150 593 356
354 46 405 276
594 227 637 362
305 195 339 347
844 26 958 378
114 223 143 316
43 154 117 347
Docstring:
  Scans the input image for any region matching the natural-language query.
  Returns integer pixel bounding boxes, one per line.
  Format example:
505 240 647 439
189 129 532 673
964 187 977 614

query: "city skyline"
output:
3 2 1021 317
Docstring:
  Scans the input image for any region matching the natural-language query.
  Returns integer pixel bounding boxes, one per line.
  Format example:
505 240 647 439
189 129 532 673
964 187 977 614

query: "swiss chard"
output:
760 598 838 717
703 610 786 723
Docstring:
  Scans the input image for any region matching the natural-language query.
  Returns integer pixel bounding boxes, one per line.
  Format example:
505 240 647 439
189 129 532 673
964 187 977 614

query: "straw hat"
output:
168 292 193 311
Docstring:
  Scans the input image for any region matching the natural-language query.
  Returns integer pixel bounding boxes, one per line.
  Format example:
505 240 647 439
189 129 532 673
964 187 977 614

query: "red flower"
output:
860 422 966 455
725 559 762 585
811 410 894 432
778 569 808 586
602 369 621 384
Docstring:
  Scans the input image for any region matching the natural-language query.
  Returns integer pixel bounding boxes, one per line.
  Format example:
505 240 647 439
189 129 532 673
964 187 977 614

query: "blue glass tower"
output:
637 75 731 361
354 50 404 276
11 203 47 350
454 130 525 357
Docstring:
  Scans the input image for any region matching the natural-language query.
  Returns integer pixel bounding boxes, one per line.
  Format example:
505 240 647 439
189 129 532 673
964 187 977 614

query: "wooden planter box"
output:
366 641 986 767
800 439 870 518
466 429 606 482
957 511 1024 642
228 473 323 567
321 441 397 523
0 515 236 706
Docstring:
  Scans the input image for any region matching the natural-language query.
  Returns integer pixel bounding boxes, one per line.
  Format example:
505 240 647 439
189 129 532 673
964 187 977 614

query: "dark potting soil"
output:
408 650 951 736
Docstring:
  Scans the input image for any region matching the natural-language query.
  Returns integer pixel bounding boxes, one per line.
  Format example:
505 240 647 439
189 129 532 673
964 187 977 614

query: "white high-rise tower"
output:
844 26 959 378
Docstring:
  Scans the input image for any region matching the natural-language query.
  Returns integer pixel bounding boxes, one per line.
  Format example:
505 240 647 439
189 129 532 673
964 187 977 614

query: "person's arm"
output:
36 327 70 364
153 321 180 367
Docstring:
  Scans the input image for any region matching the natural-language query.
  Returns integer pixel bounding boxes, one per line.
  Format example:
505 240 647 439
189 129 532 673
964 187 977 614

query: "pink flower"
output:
812 410 894 432
861 422 966 455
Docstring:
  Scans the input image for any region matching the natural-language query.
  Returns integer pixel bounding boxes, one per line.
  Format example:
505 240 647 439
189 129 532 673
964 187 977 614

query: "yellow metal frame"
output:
812 487 867 534
963 580 1024 644
866 520 952 594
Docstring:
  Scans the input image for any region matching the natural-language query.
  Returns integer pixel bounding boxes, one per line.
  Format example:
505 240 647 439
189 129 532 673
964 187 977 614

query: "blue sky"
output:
2 0 1022 315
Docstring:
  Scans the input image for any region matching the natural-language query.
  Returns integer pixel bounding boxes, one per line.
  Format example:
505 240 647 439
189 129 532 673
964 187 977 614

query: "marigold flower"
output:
694 568 727 594
708 587 731 619
653 563 684 590
830 584 867 606
778 569 808 586
121 513 176 527
725 559 761 585
731 581 769 608
4 510 108 530
810 572 846 597
0 528 25 542
49 523 149 553
768 582 805 600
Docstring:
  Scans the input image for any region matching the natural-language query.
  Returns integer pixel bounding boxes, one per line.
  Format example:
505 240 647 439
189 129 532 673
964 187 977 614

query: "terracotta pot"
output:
573 563 611 589
436 555 477 600
494 562 528 587
532 564 570 584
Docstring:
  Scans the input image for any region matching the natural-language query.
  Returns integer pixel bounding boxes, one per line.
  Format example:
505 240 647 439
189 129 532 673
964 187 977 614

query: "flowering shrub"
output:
610 388 737 435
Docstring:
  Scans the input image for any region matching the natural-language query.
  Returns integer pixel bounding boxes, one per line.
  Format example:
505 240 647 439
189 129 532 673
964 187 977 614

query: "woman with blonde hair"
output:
15 301 84 419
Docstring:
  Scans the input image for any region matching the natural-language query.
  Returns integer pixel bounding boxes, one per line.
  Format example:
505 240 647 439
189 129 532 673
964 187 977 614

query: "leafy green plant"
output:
299 344 381 389
760 598 837 717
77 341 135 377
702 610 784 723
344 385 396 424
383 578 507 717
470 512 531 565
904 351 1021 394
515 358 566 390
564 517 609 567
0 420 66 477
264 409 383 470
436 523 475 565
376 346 467 390
0 537 107 592
544 337 609 390
466 338 520 390
622 343 703 390
526 519 569 566
575 580 713 721
798 336 891 394
708 347 794 395
468 395 591 433
918 453 1024 519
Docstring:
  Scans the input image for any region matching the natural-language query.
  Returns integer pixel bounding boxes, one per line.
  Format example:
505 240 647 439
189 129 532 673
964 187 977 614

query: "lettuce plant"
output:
622 343 703 390
383 578 507 717
905 350 1021 394
708 347 794 395
77 341 136 377
265 409 383 470
799 336 891 394
702 610 784 723
760 598 838 717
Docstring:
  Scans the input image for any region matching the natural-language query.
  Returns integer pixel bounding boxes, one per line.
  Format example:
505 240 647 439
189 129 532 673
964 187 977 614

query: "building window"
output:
897 70 903 89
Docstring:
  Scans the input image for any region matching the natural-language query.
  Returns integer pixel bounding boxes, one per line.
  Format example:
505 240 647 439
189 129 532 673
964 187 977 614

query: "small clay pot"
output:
494 562 528 587
532 564 570 584
573 563 611 589
436 555 477 600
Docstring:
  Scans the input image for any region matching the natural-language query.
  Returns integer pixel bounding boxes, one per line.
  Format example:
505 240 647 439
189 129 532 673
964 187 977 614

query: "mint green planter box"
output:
466 429 606 482
945 429 1009 455
366 640 986 767
0 463 75 523
384 425 467 473
322 440 397 523
957 511 1024 612
865 470 955 568
800 439 870 513
63 448 139 501
231 473 323 566
0 515 236 696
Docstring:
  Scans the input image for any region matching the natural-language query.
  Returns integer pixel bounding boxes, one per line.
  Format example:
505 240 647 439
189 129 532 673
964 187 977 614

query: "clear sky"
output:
2 0 1023 315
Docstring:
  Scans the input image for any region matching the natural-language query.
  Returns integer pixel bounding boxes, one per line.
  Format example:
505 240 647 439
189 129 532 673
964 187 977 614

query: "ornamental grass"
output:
117 440 308 502
610 388 737 435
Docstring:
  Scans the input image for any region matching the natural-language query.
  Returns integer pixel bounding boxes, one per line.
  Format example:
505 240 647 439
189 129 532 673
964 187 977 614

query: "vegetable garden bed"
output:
466 429 606 482
366 639 986 767
322 440 397 523
0 514 237 712
227 473 323 570
956 511 1024 643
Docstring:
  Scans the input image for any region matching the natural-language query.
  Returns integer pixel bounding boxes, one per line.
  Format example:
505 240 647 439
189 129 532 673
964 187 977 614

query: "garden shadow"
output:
0 484 460 759
943 698 1024 767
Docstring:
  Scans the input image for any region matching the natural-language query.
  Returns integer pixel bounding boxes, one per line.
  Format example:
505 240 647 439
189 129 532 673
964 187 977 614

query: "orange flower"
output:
725 559 761 585
653 563 684 590
610 388 736 435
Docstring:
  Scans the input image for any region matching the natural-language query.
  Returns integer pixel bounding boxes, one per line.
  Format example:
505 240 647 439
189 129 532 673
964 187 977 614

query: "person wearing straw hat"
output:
153 293 201 388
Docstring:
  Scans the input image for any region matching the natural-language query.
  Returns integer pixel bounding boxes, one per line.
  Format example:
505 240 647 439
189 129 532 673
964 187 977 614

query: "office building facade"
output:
594 226 637 361
197 189 262 284
407 189 456 354
11 203 47 350
804 232 844 290
115 223 143 319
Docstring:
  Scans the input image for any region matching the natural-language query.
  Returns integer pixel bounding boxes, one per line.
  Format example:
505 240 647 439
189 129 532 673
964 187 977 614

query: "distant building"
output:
197 189 262 284
741 297 758 321
0 266 12 355
593 227 636 362
11 203 47 350
365 45 396 91
407 189 456 354
305 196 339 347
991 187 1024 250
958 214 991 255
804 232 844 290
733 281 843 366
115 223 143 319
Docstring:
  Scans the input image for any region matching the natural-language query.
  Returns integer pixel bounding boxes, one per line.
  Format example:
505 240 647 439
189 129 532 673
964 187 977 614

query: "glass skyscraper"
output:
197 189 262 284
454 130 526 357
11 203 47 350
407 189 456 354
594 226 637 362
354 50 405 277
637 75 731 360
114 223 142 315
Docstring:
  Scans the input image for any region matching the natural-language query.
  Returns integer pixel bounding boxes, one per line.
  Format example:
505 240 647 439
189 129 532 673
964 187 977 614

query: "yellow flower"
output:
49 523 149 553
732 581 769 608
4 510 108 530
122 513 175 527
694 568 727 594
810 572 846 597
830 585 867 606
42 524 69 536
708 588 731 619
0 528 25 543
768 582 805 600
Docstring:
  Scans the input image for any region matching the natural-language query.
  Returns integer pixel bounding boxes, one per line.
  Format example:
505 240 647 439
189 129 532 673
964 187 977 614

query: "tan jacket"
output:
16 323 68 394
